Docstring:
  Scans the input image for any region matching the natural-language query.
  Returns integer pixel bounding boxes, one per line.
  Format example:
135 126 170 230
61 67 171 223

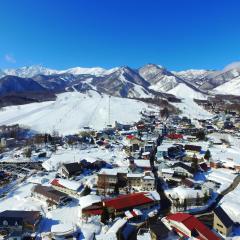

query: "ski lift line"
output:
85 94 104 127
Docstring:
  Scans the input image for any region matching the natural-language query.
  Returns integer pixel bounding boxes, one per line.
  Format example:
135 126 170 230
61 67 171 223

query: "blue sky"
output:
0 0 240 71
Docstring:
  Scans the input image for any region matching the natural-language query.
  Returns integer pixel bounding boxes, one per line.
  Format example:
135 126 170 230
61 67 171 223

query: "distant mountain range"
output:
0 63 240 102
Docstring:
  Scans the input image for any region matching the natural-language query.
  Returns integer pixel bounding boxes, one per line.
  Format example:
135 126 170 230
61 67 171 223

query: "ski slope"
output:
213 76 240 95
168 83 212 119
0 91 151 135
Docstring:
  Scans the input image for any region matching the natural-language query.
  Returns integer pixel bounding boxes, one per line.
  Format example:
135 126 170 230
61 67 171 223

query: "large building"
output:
82 192 160 217
162 213 220 240
213 206 233 237
0 210 41 235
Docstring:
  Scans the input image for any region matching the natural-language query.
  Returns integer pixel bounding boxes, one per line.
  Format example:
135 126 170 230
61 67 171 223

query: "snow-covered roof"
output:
127 173 143 178
107 219 127 234
143 175 154 180
79 194 102 209
134 160 151 168
161 168 174 174
51 178 81 191
98 168 118 176
51 223 74 235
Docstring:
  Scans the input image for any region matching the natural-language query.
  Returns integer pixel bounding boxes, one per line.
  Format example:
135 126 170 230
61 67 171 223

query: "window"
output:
217 223 223 228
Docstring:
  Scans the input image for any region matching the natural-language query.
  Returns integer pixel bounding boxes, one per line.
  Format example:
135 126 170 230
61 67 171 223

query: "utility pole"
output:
108 95 111 126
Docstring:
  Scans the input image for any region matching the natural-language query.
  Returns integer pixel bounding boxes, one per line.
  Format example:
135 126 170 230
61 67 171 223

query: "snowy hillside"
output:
168 83 212 119
213 76 240 95
139 64 180 92
173 69 212 87
0 91 152 135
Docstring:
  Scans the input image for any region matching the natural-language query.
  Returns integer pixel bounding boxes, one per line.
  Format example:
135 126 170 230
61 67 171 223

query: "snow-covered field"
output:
168 83 212 119
42 144 128 171
0 91 152 135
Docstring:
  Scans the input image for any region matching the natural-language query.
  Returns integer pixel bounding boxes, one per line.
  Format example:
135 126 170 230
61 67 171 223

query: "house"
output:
59 162 82 179
156 144 171 160
141 173 155 191
126 171 155 191
171 162 195 178
82 192 160 217
159 168 174 179
97 168 127 195
166 133 183 140
127 173 142 189
184 144 202 153
142 151 150 160
181 178 195 188
0 210 41 234
125 135 142 146
210 159 221 169
32 185 69 207
213 206 233 237
134 160 152 171
0 138 16 148
168 145 184 159
51 178 82 196
162 213 220 240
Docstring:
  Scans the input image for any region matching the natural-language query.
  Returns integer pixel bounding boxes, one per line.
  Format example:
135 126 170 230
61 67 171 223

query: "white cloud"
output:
4 54 16 63
223 61 240 71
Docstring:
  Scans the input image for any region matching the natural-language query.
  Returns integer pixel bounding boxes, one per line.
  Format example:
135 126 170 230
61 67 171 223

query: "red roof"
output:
104 192 154 211
51 179 64 188
83 209 103 215
137 124 145 130
166 213 220 240
126 135 135 140
166 133 183 139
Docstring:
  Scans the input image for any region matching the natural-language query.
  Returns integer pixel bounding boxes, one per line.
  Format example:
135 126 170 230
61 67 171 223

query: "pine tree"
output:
191 155 199 174
204 149 211 161
183 198 187 211
196 192 201 206
203 191 209 203
24 147 32 158
114 183 119 195
101 207 110 224
196 130 205 140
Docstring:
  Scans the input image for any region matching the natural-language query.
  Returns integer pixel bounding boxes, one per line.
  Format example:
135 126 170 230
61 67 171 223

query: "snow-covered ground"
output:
168 83 212 119
206 168 236 193
0 91 152 135
42 145 128 171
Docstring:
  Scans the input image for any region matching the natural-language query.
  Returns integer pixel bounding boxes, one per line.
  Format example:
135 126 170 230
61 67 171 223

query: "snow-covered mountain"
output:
3 65 119 78
213 76 240 95
4 65 59 78
61 66 119 76
138 64 181 92
90 66 151 98
2 61 240 98
200 67 240 91
173 69 213 87
0 75 47 96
